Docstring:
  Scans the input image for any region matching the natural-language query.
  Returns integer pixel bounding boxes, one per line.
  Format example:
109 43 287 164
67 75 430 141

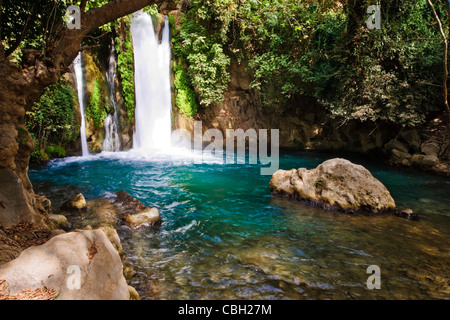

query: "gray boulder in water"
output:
270 158 397 214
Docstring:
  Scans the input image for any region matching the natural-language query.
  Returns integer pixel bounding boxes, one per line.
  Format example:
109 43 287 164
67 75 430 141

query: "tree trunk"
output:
427 0 450 139
0 0 177 228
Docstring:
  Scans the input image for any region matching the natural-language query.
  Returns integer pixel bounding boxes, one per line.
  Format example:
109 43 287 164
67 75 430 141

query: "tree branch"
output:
80 0 88 12
5 5 38 57
51 0 177 69
0 0 3 59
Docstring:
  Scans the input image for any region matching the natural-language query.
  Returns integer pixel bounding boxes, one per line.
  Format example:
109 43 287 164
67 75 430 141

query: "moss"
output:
174 61 198 117
315 179 324 188
87 77 107 129
115 18 135 123
168 12 176 28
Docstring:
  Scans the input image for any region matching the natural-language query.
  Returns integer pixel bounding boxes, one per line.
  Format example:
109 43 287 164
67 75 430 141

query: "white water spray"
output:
131 13 172 151
103 42 121 152
72 52 89 157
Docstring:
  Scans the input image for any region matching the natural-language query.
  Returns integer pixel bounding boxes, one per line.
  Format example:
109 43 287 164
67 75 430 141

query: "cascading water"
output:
131 13 172 151
72 52 89 157
103 41 121 152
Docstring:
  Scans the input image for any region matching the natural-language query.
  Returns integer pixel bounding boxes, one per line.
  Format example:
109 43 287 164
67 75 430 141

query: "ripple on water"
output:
28 150 450 300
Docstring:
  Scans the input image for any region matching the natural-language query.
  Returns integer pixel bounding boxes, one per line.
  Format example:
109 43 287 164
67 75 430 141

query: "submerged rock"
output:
0 229 130 300
396 208 419 220
125 207 161 227
270 158 397 214
86 190 161 228
60 193 87 212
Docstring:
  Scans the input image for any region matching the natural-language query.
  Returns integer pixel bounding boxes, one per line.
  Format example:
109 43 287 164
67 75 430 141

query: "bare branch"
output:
5 5 38 57
427 0 450 135
81 44 101 51
0 0 3 59
428 0 448 41
407 37 442 41
80 0 88 12
417 81 443 88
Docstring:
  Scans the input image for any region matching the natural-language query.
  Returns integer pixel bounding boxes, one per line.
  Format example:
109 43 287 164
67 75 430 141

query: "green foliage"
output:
87 77 107 129
26 79 77 161
320 0 445 126
168 12 176 29
1 0 71 56
174 62 198 116
143 4 159 18
115 19 135 122
173 5 231 107
45 145 66 158
315 179 324 188
184 0 446 126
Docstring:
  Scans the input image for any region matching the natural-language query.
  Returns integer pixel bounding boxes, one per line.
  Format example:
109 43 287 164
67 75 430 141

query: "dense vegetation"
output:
115 17 136 123
1 0 71 60
174 0 450 128
26 79 78 161
4 0 450 162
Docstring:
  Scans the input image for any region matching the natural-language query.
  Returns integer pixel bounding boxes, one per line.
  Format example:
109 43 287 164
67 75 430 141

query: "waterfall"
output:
103 41 121 152
131 13 172 151
72 52 89 157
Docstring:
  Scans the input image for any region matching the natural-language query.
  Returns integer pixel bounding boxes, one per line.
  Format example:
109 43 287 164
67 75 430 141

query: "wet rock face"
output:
270 158 397 214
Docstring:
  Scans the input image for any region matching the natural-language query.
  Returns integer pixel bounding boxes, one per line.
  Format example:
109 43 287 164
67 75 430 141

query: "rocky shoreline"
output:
0 190 160 300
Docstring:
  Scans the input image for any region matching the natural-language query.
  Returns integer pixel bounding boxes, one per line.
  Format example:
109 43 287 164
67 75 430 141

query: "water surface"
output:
29 150 450 299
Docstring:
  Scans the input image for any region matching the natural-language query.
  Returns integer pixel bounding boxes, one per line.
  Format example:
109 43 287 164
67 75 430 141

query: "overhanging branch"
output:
51 0 177 69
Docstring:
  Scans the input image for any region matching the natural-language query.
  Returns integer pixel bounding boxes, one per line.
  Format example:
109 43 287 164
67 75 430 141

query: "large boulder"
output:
0 229 130 300
411 154 439 168
270 158 396 214
421 139 440 157
384 139 409 154
400 130 421 151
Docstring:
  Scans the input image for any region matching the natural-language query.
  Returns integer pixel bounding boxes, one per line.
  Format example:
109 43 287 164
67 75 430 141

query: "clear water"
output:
29 150 450 300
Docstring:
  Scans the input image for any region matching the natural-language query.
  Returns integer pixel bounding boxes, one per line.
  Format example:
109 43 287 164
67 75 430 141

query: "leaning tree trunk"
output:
0 0 178 228
0 57 46 228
